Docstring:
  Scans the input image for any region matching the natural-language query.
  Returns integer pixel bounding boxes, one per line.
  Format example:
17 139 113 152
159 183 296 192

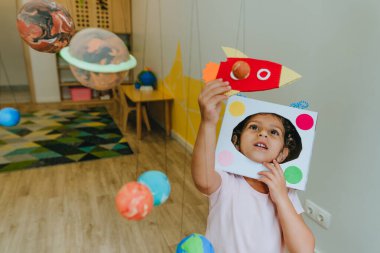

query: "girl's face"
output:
238 114 289 163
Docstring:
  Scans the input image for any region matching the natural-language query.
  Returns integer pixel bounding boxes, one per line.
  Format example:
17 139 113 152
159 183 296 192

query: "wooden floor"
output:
0 108 208 253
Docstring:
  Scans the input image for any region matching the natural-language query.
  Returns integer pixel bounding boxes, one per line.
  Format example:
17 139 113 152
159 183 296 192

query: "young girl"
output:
191 79 315 253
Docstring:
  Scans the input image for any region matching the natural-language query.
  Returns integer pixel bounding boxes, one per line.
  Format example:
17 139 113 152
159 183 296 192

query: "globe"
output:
176 234 215 253
60 28 137 90
0 107 21 127
138 170 171 206
135 69 157 89
16 0 75 53
115 181 153 221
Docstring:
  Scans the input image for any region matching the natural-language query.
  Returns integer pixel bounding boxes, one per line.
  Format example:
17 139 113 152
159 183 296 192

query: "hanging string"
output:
234 0 246 55
178 0 247 239
179 0 195 239
134 0 151 181
141 0 149 70
157 0 168 177
243 0 246 52
179 0 204 239
194 0 212 237
0 51 19 109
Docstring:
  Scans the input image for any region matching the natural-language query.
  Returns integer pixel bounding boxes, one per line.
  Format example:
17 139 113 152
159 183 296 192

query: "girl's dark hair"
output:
231 113 302 163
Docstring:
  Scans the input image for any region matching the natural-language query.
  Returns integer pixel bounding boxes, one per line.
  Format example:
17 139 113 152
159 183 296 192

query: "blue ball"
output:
176 234 215 253
138 170 171 206
0 107 21 127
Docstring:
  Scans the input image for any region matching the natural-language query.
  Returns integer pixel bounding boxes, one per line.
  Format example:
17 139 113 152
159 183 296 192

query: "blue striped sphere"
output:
138 170 171 206
176 234 215 253
0 107 20 127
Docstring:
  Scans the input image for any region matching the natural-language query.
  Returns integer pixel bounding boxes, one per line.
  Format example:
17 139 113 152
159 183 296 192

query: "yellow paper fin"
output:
279 66 302 87
225 89 240 97
222 47 248 58
202 62 220 83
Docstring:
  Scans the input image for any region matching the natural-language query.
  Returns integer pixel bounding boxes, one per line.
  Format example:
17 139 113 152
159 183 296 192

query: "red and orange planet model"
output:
16 0 75 53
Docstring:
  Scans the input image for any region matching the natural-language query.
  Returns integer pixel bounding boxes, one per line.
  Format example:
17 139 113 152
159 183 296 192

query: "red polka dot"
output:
296 114 314 130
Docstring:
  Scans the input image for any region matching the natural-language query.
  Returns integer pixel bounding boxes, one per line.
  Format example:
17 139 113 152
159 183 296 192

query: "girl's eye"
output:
248 124 258 130
270 130 279 136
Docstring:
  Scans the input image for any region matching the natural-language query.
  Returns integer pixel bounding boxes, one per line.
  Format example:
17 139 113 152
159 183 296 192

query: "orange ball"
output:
232 61 250 80
115 181 154 221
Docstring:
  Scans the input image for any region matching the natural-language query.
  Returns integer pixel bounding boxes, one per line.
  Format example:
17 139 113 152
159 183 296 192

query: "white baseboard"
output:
149 114 194 153
36 96 61 103
170 129 194 154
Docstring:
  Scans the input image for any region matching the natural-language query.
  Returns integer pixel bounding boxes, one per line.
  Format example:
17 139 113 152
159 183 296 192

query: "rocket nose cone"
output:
279 66 302 87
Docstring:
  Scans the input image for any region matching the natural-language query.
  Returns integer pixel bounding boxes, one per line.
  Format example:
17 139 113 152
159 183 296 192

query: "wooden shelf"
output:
60 99 114 106
58 65 71 70
60 82 82 87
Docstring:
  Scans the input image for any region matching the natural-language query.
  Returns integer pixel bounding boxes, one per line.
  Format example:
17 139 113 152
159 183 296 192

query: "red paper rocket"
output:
203 47 301 96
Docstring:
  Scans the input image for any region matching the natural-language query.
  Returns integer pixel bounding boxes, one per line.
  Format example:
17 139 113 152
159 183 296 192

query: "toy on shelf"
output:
134 68 157 91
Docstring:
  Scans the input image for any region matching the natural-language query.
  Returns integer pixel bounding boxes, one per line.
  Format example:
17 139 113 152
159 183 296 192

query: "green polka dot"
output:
284 166 303 184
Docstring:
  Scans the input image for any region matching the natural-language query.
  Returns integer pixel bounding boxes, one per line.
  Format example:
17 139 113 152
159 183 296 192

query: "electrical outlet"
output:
304 199 332 229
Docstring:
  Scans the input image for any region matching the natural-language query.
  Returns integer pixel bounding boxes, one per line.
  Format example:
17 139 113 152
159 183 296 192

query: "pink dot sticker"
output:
218 150 234 166
296 114 314 130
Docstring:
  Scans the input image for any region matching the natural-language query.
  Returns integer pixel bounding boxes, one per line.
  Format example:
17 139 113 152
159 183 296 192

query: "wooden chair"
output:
114 84 151 134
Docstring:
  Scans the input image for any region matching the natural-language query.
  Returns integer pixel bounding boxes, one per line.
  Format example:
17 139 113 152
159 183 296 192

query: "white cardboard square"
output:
215 96 318 190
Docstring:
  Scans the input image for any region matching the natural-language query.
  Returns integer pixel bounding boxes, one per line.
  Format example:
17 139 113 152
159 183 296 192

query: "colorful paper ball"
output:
138 170 171 206
16 0 75 53
232 60 250 80
115 182 153 221
60 28 137 91
176 234 215 253
0 107 21 127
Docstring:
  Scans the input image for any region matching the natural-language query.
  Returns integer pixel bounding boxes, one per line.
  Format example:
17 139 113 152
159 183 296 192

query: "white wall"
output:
132 0 380 252
0 0 28 86
19 0 61 103
28 49 61 103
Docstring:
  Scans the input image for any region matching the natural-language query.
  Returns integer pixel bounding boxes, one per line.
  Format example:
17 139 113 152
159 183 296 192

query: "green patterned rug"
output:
0 107 133 172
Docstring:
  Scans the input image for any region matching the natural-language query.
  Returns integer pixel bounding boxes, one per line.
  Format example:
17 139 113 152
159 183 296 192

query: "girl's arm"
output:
276 197 315 253
258 160 315 253
191 79 230 195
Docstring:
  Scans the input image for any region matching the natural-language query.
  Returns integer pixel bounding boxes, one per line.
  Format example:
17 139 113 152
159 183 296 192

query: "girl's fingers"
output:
258 171 275 182
205 86 231 101
207 95 228 107
273 160 284 179
257 176 273 188
201 80 230 101
263 162 280 178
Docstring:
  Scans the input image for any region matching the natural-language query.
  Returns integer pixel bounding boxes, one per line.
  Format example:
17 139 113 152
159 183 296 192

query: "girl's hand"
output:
258 160 288 205
198 79 230 125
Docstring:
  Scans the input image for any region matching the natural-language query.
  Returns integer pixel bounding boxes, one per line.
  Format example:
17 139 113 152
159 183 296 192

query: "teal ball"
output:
0 107 21 127
176 234 215 253
138 170 171 206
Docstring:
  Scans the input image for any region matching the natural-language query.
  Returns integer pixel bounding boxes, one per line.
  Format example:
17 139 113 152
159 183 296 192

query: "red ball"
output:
115 182 154 221
232 61 250 80
16 0 75 53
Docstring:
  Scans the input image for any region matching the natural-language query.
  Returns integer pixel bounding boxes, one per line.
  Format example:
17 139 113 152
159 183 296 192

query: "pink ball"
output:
115 182 153 221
